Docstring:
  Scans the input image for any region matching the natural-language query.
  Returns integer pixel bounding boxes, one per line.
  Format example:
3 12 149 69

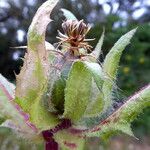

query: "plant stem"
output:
42 119 72 150
45 140 58 150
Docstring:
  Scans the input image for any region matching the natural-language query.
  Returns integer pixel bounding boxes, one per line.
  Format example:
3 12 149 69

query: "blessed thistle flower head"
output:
0 0 150 150
57 19 93 55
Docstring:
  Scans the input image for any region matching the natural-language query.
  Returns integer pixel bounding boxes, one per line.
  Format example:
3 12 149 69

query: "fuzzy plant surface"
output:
0 0 150 150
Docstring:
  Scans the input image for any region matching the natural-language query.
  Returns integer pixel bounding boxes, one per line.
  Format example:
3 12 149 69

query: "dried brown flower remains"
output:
57 20 94 55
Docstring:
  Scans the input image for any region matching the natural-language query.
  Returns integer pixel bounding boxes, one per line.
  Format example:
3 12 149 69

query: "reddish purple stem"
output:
42 119 72 150
45 141 58 150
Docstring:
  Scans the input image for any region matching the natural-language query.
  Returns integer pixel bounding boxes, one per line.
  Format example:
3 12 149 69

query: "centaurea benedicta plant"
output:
0 0 150 150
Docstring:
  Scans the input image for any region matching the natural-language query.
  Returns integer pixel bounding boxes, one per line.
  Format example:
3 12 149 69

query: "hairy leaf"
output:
0 74 15 99
91 29 105 59
86 84 150 140
0 74 16 121
84 62 103 90
83 62 104 117
51 78 66 113
54 130 85 150
85 92 104 117
63 61 105 120
63 61 92 122
15 0 60 130
0 74 37 139
28 0 59 51
102 28 137 111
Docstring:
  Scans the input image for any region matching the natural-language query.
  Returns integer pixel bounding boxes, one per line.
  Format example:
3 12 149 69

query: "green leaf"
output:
0 74 37 139
83 62 104 117
63 61 92 122
0 74 16 121
0 74 15 99
61 8 78 20
15 60 59 130
29 96 59 131
45 41 56 63
63 61 104 119
86 84 150 140
85 92 104 117
91 29 105 59
103 28 137 78
91 122 134 142
0 117 5 124
0 74 21 122
102 28 137 111
54 130 85 150
28 0 59 51
15 0 60 130
84 62 103 90
51 78 66 113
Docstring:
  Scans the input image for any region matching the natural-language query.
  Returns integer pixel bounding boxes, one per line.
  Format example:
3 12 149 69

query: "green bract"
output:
0 0 150 150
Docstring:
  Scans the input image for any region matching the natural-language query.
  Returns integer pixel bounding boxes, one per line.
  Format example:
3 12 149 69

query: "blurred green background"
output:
0 0 150 149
